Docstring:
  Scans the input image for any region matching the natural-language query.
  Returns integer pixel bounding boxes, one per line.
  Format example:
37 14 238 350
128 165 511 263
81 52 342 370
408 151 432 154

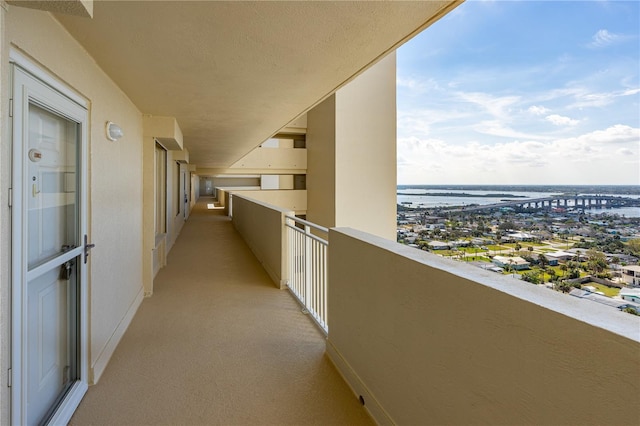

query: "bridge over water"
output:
448 195 639 214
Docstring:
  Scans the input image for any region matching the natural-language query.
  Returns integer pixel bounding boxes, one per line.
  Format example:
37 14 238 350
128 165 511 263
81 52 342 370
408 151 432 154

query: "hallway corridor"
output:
70 199 373 425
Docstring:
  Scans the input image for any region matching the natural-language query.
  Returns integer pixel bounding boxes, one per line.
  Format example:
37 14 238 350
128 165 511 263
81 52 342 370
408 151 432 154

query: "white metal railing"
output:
285 215 329 334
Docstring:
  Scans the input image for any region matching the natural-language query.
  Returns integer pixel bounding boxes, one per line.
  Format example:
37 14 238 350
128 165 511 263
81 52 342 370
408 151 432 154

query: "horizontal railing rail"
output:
285 215 329 334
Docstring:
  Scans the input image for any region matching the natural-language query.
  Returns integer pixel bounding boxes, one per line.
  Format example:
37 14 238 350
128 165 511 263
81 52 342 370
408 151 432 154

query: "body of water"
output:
397 188 640 218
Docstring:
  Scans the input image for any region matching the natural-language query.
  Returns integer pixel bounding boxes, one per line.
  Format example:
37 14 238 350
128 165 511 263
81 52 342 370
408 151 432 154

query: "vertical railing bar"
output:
313 239 317 319
320 244 324 327
322 243 327 328
314 240 318 320
307 235 311 312
298 229 302 301
310 232 315 318
316 240 320 321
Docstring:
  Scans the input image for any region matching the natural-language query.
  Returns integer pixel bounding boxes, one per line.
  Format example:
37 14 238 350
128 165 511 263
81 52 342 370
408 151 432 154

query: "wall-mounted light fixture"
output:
106 121 124 141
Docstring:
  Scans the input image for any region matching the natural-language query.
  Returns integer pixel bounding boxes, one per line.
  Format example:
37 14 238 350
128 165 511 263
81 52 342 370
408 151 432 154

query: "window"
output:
154 143 166 235
175 161 180 217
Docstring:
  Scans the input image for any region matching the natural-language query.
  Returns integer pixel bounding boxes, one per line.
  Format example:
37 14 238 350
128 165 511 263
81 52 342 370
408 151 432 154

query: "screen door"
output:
12 64 88 426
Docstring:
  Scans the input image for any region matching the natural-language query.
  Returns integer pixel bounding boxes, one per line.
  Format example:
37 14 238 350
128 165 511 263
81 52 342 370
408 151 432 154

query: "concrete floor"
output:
70 199 373 426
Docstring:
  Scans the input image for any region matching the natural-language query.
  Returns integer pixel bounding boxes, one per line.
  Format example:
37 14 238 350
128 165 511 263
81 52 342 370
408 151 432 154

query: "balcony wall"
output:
327 227 640 425
231 189 307 214
232 195 291 289
230 147 307 172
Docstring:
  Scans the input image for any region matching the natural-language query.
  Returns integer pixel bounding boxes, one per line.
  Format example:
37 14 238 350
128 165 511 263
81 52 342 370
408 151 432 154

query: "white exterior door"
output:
11 60 89 425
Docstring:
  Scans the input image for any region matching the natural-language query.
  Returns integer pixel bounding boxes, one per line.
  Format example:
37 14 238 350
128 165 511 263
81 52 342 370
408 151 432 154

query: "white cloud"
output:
545 114 579 126
588 29 622 48
528 105 550 116
397 76 439 93
455 91 521 120
574 124 638 144
617 147 635 156
473 120 550 140
564 87 640 109
397 125 640 185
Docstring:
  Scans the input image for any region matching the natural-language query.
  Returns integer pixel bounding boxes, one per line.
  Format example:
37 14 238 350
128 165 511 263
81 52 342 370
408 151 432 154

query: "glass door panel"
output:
27 104 78 269
25 102 80 425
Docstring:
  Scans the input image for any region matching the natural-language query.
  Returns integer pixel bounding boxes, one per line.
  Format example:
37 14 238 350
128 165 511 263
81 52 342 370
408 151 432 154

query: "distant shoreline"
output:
397 192 528 198
397 184 640 196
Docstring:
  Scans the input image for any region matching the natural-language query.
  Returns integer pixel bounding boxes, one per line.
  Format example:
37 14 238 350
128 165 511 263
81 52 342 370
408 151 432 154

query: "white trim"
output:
325 339 395 426
45 381 88 426
9 48 88 108
25 247 82 281
91 286 144 383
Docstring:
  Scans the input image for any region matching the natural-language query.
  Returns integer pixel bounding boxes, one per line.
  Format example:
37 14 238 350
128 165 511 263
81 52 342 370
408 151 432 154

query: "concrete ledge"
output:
340 227 640 342
328 227 640 425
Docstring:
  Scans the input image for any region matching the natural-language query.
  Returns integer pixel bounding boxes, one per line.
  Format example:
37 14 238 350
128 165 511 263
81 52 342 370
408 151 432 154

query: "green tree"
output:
559 263 568 277
521 271 541 284
499 221 517 231
626 238 640 256
586 248 607 275
538 253 548 269
556 281 573 293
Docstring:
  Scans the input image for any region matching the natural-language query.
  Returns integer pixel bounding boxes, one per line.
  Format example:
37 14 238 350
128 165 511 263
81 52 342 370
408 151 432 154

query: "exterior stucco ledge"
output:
332 227 640 343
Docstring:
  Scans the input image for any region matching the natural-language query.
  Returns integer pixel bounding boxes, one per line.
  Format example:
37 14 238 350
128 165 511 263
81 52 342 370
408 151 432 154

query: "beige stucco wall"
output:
230 189 306 214
306 95 336 230
306 53 397 240
279 174 294 189
142 135 155 294
327 227 640 425
231 195 291 288
335 53 396 240
230 146 306 172
212 176 261 188
3 6 144 392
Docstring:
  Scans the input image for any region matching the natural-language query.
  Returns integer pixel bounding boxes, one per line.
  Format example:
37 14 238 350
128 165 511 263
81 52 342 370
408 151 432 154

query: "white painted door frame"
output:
10 49 90 426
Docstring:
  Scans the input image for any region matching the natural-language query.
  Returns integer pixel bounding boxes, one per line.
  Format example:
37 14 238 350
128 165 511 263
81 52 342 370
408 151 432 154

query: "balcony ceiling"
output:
55 1 460 168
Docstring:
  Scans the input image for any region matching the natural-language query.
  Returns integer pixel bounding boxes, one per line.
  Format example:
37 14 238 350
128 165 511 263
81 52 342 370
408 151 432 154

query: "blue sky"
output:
397 0 640 185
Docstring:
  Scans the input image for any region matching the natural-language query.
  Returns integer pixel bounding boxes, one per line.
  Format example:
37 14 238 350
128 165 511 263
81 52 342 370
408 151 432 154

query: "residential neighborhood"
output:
398 206 640 315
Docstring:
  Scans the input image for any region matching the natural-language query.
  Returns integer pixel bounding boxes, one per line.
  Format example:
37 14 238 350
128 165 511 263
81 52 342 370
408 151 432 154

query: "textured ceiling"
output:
55 1 460 168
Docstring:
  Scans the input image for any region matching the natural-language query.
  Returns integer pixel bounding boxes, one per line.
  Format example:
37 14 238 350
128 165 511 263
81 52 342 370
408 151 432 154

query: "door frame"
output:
9 49 90 425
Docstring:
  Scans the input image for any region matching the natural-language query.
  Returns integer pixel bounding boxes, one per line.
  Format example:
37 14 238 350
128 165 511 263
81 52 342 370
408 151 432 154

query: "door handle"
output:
84 234 95 264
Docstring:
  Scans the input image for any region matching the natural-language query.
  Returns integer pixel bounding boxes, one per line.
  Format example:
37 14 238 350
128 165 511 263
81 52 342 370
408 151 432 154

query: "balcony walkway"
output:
70 198 373 425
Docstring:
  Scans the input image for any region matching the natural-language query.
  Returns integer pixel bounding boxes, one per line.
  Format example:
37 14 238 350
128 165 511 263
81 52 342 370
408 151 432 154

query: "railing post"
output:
281 213 290 289
304 224 311 313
